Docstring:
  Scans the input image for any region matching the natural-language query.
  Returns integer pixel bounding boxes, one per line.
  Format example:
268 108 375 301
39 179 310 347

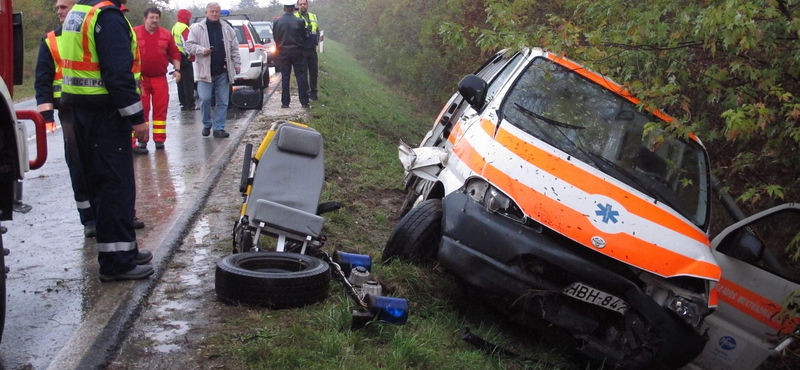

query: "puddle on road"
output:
191 216 210 243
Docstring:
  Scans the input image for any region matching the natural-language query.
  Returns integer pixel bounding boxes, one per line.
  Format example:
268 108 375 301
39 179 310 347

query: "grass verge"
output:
215 40 581 370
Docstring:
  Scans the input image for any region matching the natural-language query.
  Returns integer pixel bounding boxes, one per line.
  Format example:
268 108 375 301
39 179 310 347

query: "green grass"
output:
216 40 582 370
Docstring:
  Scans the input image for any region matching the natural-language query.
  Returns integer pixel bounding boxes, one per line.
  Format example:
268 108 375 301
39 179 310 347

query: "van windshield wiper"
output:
514 103 585 130
585 152 682 211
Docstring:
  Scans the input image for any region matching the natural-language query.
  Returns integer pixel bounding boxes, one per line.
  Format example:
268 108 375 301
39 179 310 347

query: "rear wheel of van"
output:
382 199 442 263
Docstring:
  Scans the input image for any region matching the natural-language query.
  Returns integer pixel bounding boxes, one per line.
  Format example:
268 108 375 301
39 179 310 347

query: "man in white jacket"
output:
185 2 241 138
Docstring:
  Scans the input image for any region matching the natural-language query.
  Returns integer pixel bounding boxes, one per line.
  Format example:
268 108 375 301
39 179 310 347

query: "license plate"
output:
562 282 629 314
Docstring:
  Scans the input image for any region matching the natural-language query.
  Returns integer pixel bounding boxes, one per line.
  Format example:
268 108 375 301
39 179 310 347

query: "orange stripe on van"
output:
482 163 719 278
716 278 799 334
485 120 709 247
448 119 718 279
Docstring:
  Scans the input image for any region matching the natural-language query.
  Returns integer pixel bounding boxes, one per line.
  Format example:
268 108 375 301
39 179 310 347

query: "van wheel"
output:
382 199 442 263
215 252 331 308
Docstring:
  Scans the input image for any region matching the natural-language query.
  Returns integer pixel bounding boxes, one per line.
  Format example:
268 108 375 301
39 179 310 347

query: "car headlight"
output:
640 272 710 328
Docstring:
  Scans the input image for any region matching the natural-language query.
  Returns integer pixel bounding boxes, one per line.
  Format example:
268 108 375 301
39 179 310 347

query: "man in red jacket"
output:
133 7 181 153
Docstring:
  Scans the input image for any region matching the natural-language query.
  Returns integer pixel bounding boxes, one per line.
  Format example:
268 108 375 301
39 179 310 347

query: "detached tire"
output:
382 198 442 263
215 252 331 308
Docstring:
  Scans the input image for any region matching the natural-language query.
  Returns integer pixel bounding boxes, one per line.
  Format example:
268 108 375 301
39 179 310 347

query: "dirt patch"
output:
106 94 312 370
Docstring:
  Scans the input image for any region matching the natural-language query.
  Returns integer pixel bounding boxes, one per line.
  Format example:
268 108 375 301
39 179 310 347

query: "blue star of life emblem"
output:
595 203 619 224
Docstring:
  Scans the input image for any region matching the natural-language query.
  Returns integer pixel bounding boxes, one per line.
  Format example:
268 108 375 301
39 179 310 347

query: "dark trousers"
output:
303 49 318 98
279 50 309 107
176 55 196 108
72 106 138 275
58 103 94 226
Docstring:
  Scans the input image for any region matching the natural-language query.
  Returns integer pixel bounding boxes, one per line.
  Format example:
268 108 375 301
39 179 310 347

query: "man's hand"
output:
132 122 149 143
235 66 241 74
203 47 212 56
174 71 181 83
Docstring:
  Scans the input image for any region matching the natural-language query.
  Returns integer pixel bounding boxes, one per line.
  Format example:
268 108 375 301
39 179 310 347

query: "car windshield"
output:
501 57 710 228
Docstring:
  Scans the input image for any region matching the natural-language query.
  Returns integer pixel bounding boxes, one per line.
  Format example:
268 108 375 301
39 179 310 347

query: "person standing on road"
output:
273 0 309 108
185 2 241 139
61 0 154 282
34 0 100 237
172 9 196 111
132 7 182 154
295 0 318 101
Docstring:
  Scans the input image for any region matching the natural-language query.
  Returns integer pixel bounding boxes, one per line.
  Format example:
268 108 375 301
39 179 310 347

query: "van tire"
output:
215 252 331 308
382 199 442 263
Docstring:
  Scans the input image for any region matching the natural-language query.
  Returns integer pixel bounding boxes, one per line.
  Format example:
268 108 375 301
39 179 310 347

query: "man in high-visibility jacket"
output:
132 6 181 153
172 8 196 111
35 0 99 238
295 0 319 101
61 0 154 282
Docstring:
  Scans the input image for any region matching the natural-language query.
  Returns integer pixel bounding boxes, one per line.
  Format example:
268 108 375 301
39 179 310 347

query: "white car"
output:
226 18 269 94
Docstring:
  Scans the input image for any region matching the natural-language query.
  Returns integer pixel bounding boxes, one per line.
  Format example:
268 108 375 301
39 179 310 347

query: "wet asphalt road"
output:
3 71 278 369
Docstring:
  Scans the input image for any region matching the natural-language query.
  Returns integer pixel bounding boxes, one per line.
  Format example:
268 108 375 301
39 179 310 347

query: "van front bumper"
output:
438 191 706 369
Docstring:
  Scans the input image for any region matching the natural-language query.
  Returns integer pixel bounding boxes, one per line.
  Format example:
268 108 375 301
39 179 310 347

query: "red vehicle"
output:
0 0 47 342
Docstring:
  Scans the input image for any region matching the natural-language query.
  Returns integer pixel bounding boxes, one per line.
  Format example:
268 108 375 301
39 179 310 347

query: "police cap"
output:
281 0 296 6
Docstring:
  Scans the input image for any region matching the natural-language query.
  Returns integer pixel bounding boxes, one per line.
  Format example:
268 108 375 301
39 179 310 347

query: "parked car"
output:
251 21 277 69
385 47 800 370
226 19 269 98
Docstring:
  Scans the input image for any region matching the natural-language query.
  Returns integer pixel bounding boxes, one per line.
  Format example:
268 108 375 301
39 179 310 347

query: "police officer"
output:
61 0 153 282
35 0 99 238
273 0 309 108
295 0 319 101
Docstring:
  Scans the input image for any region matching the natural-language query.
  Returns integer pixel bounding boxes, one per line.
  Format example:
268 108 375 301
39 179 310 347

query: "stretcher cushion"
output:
277 125 321 157
251 199 325 236
245 123 325 222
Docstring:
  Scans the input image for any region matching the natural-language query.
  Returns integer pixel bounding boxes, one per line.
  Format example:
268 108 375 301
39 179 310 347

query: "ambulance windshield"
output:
502 57 710 228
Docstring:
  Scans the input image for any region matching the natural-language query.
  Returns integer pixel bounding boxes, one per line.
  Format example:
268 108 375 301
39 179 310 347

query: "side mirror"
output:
262 38 271 44
719 230 764 263
457 74 487 110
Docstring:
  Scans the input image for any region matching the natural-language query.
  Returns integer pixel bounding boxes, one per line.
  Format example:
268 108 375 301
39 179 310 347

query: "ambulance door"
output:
687 204 800 370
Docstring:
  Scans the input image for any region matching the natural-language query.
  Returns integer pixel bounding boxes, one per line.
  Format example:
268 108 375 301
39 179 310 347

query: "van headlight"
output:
640 272 710 328
464 179 527 224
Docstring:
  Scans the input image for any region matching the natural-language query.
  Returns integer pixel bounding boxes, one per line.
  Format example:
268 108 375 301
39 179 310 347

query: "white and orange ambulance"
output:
384 47 800 369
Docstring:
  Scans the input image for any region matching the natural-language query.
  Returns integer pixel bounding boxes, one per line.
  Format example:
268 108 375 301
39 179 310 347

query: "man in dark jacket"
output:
60 0 153 282
273 0 309 108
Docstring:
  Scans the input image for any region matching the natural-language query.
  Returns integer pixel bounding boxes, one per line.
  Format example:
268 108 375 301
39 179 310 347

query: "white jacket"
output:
185 18 241 84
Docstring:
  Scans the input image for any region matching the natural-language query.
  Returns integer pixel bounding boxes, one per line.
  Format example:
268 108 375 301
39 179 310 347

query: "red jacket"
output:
133 25 181 77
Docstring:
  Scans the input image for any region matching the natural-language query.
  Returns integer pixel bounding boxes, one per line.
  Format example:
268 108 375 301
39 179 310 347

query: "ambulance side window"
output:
481 53 525 109
717 209 800 284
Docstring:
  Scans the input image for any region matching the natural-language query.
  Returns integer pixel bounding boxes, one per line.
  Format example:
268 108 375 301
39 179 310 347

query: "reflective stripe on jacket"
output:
45 31 63 98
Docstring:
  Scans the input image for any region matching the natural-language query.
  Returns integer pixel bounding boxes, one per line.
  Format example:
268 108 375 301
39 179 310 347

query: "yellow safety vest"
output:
172 22 190 55
44 30 63 99
61 1 140 97
295 12 318 34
